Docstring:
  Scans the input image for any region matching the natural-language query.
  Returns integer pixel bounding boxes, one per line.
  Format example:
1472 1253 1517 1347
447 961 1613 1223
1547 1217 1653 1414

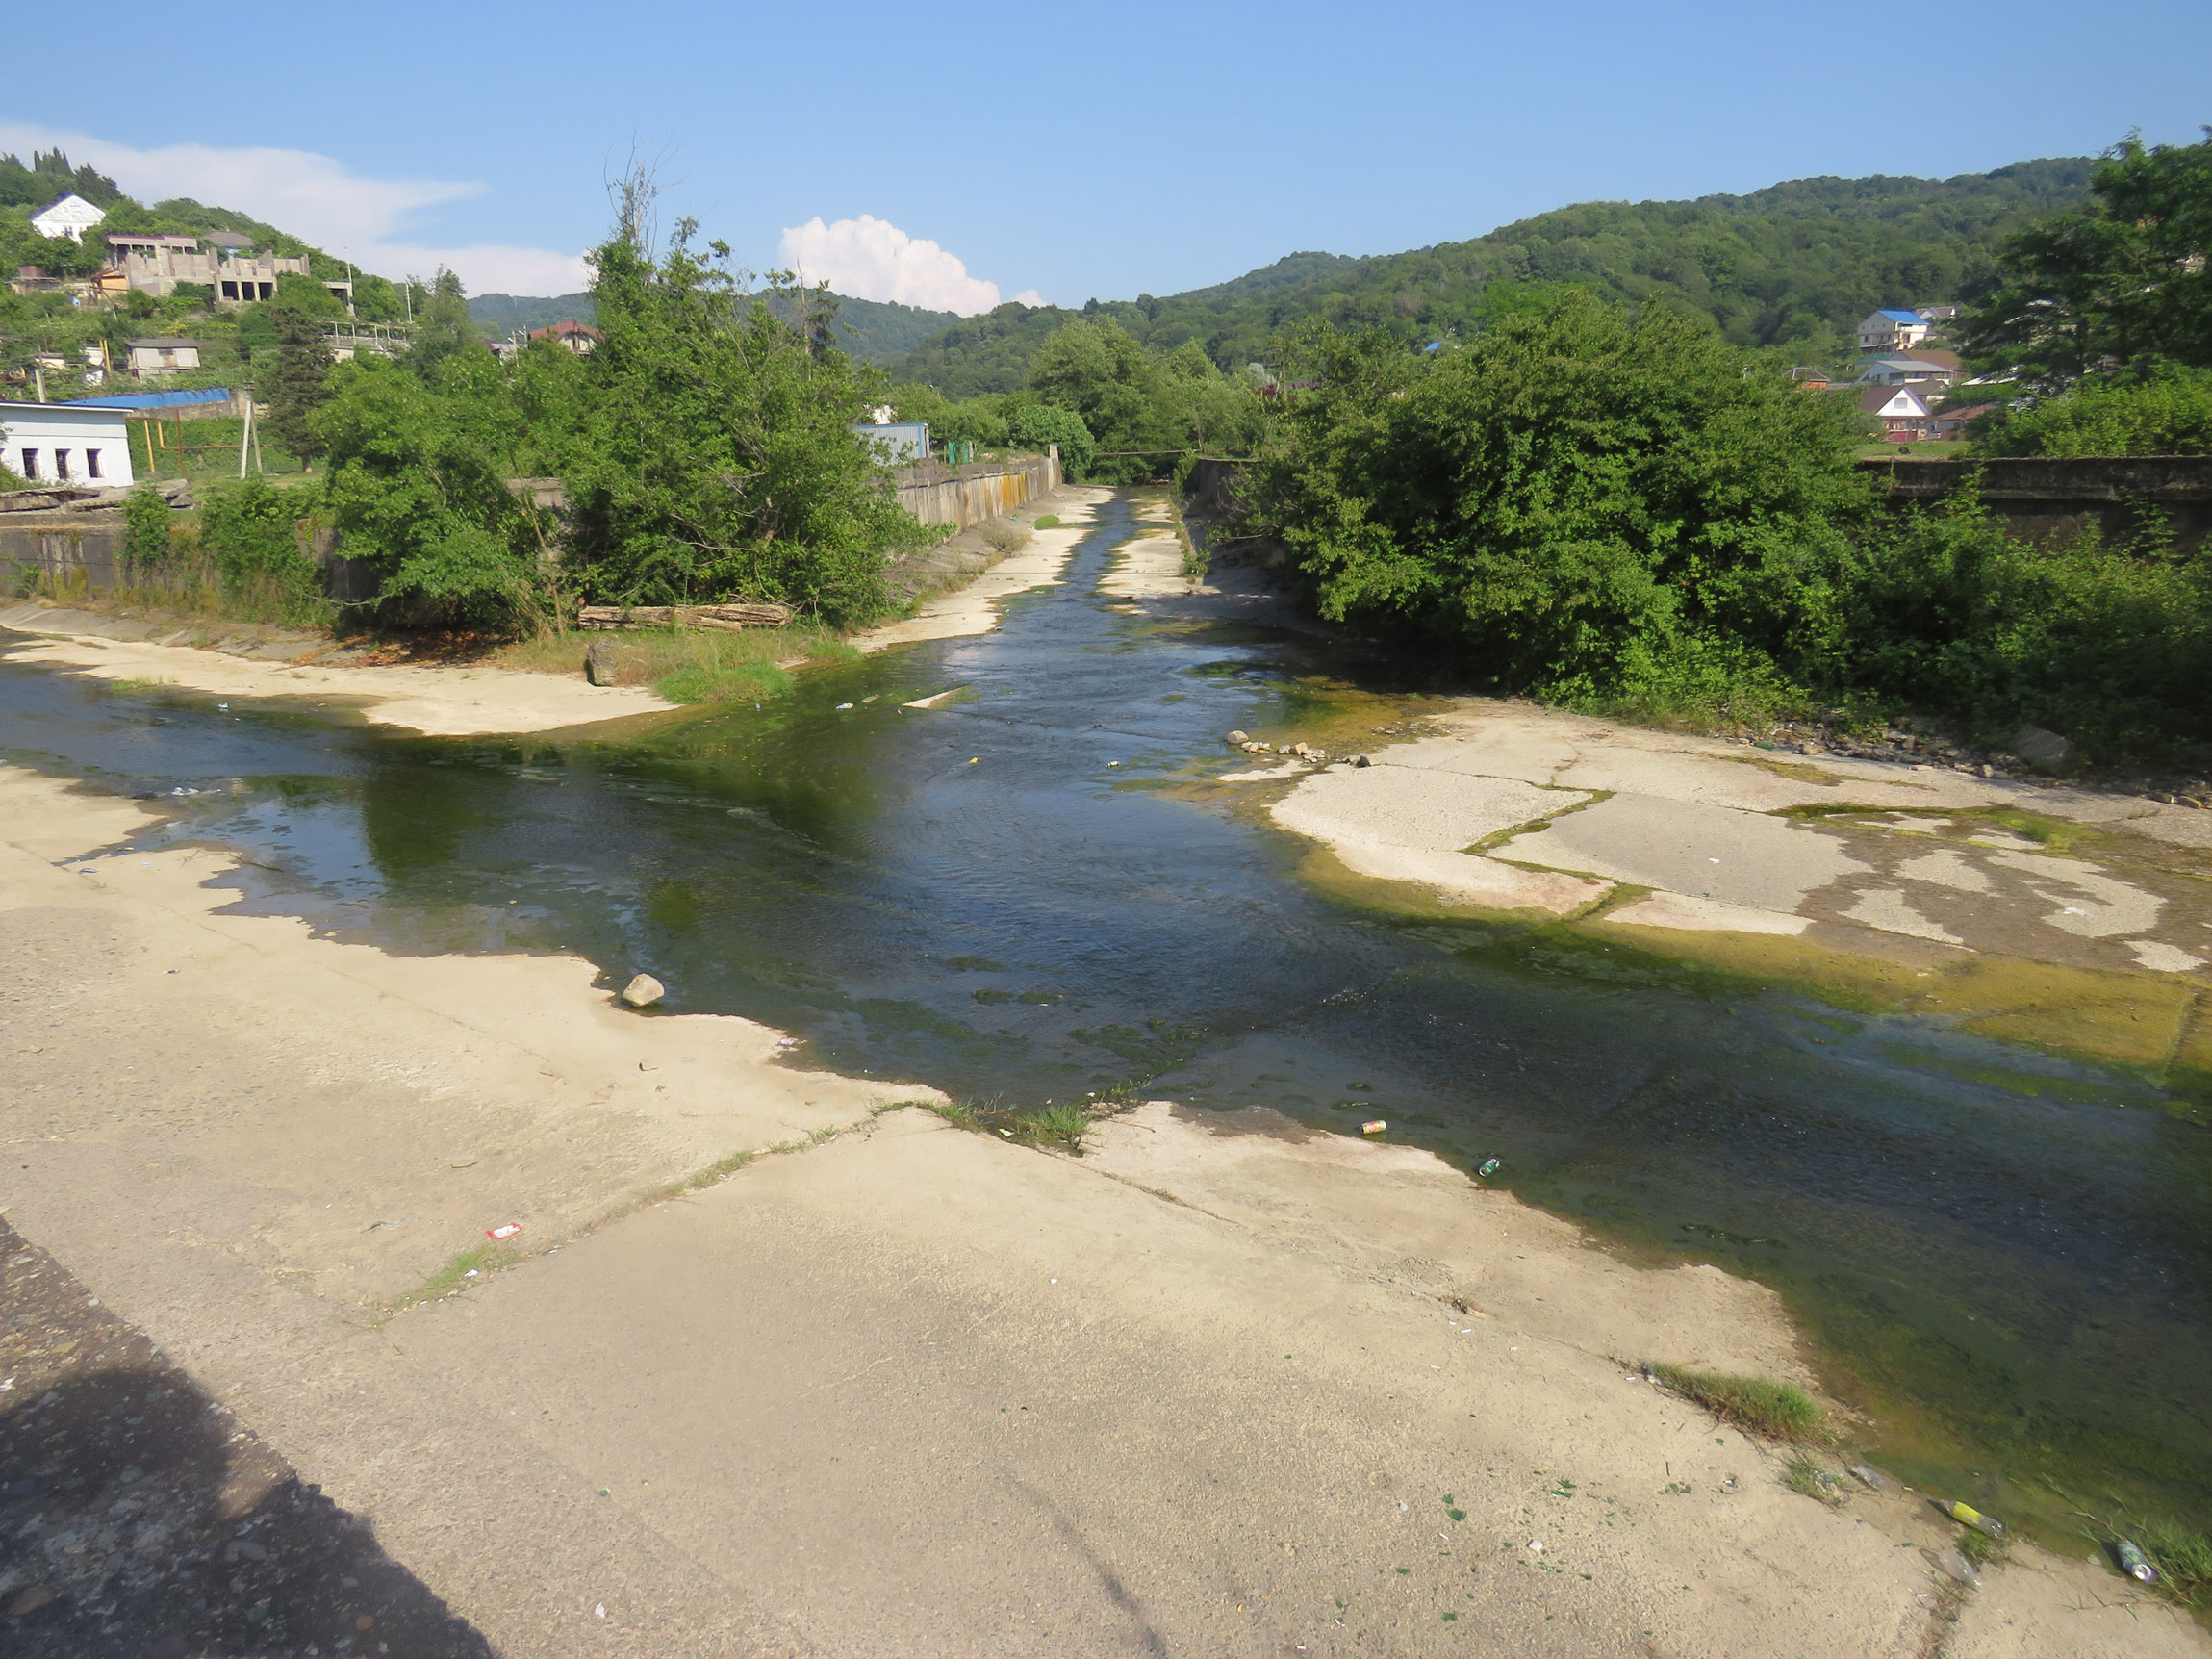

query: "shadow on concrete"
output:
1 1220 495 1657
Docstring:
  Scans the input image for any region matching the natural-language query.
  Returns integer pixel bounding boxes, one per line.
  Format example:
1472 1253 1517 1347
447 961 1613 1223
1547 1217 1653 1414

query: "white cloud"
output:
0 121 590 295
778 214 1021 316
1011 288 1045 308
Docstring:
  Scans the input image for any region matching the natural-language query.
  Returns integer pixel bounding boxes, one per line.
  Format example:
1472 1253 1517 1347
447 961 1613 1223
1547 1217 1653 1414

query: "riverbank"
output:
3 747 2201 1653
1203 700 2212 1087
0 489 1110 737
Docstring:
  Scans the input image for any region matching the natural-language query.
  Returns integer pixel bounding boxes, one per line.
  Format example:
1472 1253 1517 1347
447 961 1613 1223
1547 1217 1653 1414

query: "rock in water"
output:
1225 730 1250 745
2013 723 2071 766
620 974 665 1008
585 641 618 686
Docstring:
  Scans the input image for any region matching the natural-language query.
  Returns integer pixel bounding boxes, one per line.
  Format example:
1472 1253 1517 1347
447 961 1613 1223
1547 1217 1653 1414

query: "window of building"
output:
19 449 38 479
55 449 72 479
86 448 102 479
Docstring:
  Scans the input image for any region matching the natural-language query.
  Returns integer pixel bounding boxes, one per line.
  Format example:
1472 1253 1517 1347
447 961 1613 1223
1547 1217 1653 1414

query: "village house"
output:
0 399 136 486
126 338 204 378
1859 384 1931 440
29 192 106 242
1931 402 1998 440
1854 348 1962 389
528 320 601 354
103 231 312 302
1856 308 1932 354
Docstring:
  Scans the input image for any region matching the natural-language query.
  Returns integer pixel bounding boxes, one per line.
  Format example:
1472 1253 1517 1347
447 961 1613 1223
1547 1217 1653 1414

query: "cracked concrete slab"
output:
1501 792 1870 914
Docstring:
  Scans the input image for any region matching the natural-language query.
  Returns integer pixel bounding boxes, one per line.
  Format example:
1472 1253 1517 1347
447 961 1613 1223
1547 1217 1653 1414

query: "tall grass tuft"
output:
1645 1363 1828 1442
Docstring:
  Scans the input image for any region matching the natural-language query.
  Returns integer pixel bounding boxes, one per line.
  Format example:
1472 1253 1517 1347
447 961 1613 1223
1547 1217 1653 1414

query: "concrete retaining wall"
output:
892 453 1058 530
2 516 127 594
1858 455 2212 550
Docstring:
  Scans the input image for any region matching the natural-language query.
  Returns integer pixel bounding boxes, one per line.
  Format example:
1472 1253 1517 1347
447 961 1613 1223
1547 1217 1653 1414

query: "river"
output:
4 489 2206 1541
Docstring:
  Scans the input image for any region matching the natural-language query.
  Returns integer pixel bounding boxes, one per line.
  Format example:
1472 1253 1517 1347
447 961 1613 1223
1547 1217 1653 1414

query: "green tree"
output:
558 208 926 622
122 483 174 576
315 347 574 626
409 268 481 371
1243 294 1870 702
1964 131 2212 385
1974 366 2212 456
258 305 335 467
1004 404 1094 475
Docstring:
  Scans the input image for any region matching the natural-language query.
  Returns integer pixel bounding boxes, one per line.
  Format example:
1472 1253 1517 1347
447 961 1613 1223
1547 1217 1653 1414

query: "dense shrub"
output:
1976 368 2212 457
194 478 323 624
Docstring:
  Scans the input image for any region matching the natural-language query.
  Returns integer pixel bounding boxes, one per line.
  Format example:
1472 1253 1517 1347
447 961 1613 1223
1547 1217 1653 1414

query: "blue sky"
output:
4 0 2206 308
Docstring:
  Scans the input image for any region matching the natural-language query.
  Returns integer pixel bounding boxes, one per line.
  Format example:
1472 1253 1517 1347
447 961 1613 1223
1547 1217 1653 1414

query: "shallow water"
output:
5 492 2208 1535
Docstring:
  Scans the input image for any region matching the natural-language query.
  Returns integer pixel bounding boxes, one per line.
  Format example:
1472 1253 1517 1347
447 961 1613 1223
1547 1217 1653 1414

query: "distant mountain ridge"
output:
466 288 962 366
885 158 2098 395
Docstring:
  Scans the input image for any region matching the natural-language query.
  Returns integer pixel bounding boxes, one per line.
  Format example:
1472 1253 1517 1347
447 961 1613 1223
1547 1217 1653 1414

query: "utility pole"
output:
238 396 252 479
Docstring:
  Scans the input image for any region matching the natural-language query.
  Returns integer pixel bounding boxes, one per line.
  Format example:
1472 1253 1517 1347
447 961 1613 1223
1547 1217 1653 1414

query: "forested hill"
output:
466 287 961 365
887 158 2098 395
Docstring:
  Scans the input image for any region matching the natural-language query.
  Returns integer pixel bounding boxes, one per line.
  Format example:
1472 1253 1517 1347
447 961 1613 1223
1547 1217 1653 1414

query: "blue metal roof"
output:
64 387 235 411
1878 309 1924 324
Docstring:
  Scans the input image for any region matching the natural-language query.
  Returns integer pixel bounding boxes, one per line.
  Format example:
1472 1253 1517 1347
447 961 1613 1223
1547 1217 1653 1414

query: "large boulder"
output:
620 974 665 1008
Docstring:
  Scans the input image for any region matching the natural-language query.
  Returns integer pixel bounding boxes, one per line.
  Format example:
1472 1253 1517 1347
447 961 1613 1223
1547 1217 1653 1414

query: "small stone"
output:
2013 723 2071 767
584 641 618 687
620 974 665 1008
7 1585 55 1616
1798 742 1822 755
1353 754 1372 768
1225 730 1250 745
1846 1463 1885 1491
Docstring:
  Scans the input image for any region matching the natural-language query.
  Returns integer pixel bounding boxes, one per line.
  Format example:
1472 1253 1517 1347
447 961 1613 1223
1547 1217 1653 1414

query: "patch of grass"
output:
2134 1520 2212 1605
106 676 173 693
1032 514 1060 530
1645 1363 1828 1442
493 625 855 705
1784 1457 1844 1506
928 1092 1129 1153
980 522 1032 554
1955 1523 2007 1570
381 1243 521 1318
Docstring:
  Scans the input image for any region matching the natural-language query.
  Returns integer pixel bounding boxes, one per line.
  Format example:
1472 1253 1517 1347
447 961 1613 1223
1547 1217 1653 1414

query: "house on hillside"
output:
126 338 204 378
528 320 601 354
30 193 106 242
104 232 310 301
1931 403 1999 440
1854 349 1962 389
1859 385 1931 440
1857 309 1931 354
0 399 135 485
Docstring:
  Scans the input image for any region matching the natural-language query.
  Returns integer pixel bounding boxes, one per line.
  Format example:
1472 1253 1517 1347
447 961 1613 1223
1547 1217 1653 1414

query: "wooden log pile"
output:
576 602 795 631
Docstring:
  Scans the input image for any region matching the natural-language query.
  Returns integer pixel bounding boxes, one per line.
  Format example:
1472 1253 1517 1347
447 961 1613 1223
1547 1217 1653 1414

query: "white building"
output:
1 401 136 486
1857 309 1932 354
126 338 205 378
29 192 107 242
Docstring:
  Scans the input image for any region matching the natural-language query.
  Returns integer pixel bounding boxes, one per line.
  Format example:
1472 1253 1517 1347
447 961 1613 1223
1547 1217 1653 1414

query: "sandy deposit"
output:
0 601 674 736
2 761 2198 1656
854 487 1113 652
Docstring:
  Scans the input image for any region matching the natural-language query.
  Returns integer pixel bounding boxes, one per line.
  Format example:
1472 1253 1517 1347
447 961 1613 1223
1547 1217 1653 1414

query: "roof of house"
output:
1903 348 1962 370
1876 309 1925 324
108 233 200 247
201 232 256 249
1934 403 1999 421
1859 386 1928 413
528 320 601 340
126 338 205 349
31 193 106 223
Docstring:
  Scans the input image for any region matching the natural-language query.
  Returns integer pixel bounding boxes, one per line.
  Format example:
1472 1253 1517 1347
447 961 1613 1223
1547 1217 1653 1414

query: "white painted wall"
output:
0 403 137 487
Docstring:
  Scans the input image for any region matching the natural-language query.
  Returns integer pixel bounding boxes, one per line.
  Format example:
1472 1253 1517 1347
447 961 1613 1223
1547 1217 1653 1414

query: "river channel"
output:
4 490 2207 1538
